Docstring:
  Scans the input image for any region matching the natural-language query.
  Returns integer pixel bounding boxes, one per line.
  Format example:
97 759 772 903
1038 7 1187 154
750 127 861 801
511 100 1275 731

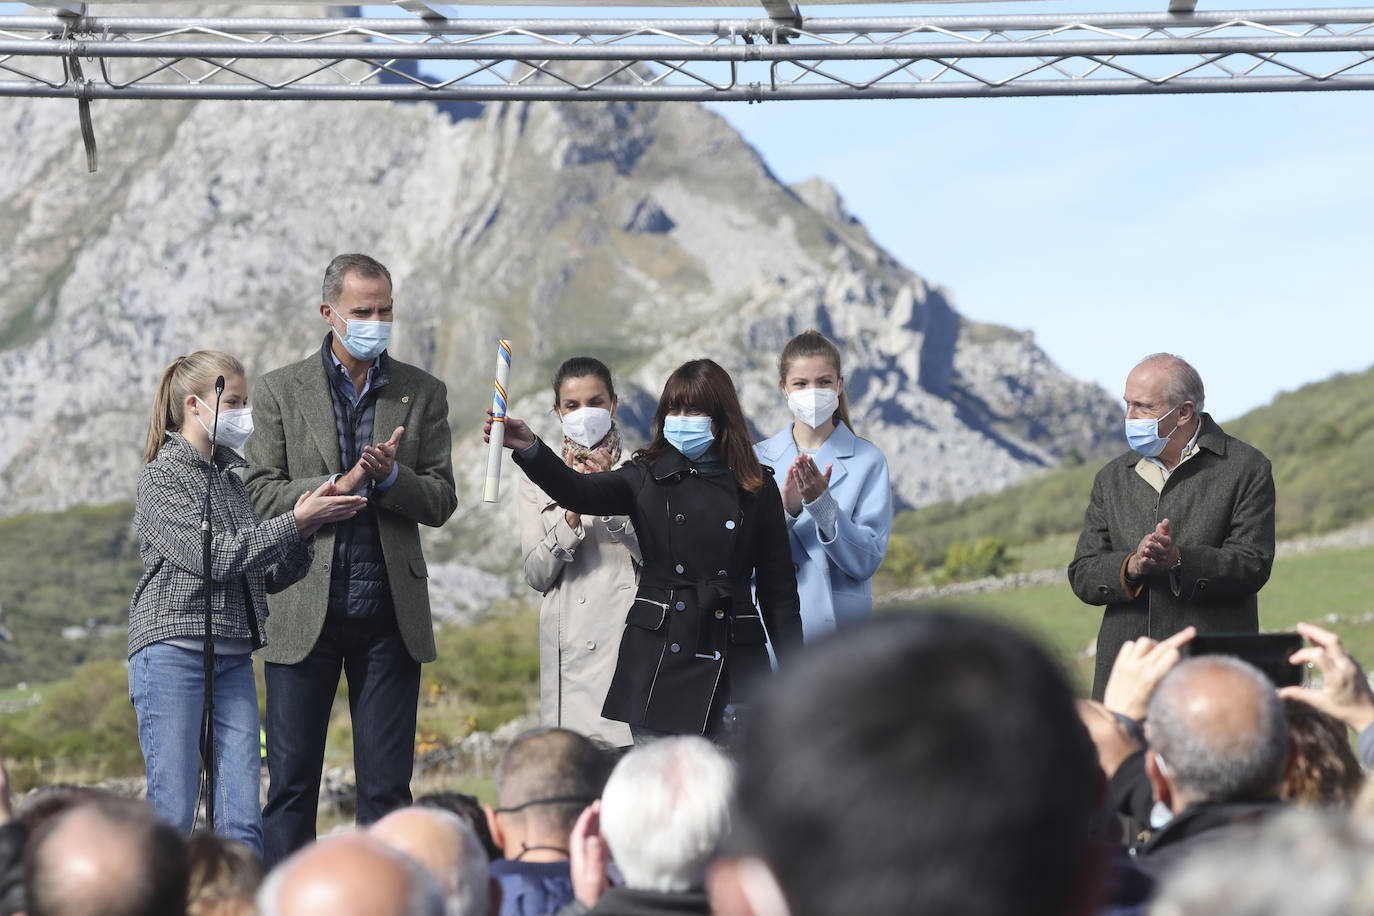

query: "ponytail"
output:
143 351 246 464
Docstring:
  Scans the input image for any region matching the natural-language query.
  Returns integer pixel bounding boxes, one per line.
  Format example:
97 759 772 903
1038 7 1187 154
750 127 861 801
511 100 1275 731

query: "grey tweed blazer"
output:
243 349 457 665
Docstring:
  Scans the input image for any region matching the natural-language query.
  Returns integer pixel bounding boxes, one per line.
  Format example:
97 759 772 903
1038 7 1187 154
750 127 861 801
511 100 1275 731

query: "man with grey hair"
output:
256 833 445 916
1137 654 1292 877
246 253 458 864
564 736 731 915
1069 352 1275 699
371 806 500 916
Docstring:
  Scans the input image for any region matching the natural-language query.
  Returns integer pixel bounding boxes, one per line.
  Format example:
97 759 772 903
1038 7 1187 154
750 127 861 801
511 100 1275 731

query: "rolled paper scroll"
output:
483 339 513 503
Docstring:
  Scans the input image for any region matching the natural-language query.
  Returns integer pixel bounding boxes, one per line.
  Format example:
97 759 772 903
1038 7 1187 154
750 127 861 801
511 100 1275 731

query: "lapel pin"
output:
402 395 410 404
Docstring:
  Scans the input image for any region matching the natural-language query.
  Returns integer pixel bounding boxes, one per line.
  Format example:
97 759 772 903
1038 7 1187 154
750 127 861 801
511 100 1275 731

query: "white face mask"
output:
195 397 254 451
561 406 613 449
787 387 840 429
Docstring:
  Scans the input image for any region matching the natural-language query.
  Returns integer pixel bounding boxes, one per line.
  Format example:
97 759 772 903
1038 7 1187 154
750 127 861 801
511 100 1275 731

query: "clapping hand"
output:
293 480 368 539
1128 518 1180 578
360 426 404 482
788 455 833 504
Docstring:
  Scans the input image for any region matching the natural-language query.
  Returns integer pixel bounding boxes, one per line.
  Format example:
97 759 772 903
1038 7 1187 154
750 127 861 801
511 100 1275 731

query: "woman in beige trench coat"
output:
518 357 640 747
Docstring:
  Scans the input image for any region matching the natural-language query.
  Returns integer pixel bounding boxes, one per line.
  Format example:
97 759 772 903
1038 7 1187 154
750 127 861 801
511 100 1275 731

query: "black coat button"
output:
675 514 686 524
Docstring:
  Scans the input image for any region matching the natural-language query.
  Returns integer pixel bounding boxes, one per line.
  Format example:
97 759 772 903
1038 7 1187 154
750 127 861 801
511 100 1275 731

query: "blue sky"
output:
8 1 1369 420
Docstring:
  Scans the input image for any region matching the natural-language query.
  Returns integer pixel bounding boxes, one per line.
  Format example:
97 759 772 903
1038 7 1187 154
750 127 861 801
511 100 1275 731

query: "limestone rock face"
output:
0 80 1118 584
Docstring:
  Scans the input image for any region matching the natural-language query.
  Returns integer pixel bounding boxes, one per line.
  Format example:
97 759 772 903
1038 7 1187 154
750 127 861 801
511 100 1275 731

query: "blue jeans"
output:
129 642 264 857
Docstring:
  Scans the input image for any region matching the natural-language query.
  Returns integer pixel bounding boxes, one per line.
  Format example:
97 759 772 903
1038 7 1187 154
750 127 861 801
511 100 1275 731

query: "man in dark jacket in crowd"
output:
1135 654 1291 877
1069 353 1276 699
486 729 611 916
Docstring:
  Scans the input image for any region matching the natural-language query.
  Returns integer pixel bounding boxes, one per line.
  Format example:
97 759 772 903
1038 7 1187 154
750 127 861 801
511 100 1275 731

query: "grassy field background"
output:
5 539 1374 792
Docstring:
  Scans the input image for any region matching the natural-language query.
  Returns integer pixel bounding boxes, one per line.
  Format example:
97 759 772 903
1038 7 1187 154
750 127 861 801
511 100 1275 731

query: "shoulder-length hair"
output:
635 359 765 493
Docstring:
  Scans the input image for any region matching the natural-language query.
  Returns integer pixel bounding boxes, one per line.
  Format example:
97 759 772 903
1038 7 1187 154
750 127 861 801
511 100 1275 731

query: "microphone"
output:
215 375 225 394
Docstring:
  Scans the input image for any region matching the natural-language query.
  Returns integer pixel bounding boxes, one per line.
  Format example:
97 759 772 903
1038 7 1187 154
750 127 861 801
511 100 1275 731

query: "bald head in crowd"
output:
21 797 188 916
256 834 444 916
1146 655 1292 814
371 807 498 916
487 728 610 861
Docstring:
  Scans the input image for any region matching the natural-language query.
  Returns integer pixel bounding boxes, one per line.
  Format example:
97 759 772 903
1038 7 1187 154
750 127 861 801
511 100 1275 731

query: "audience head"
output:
186 833 262 916
1150 808 1374 916
1279 697 1363 807
715 609 1104 916
487 728 610 858
22 796 189 916
16 785 115 836
600 736 734 894
1146 656 1291 813
371 807 497 916
256 833 444 916
415 792 502 861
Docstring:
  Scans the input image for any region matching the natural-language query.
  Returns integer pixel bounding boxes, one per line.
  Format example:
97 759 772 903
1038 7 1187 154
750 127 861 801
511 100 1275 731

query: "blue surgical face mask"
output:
1124 404 1180 457
329 304 391 361
664 415 715 460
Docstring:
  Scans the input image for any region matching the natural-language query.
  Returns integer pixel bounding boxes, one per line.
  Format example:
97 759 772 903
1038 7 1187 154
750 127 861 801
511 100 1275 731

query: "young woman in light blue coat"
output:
754 330 893 640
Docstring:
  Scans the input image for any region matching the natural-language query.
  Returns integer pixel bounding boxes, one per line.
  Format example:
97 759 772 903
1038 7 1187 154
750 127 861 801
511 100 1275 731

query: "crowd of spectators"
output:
5 608 1374 916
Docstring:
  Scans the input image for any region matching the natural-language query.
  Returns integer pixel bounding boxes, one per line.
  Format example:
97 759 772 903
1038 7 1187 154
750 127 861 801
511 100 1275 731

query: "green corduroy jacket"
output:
1068 414 1276 699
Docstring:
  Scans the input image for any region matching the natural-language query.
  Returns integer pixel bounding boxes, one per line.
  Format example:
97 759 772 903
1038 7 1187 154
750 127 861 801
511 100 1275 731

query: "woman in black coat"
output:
488 359 801 743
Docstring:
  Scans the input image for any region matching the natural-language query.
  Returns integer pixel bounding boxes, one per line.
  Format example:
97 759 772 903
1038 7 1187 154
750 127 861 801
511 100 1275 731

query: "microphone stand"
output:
199 375 225 836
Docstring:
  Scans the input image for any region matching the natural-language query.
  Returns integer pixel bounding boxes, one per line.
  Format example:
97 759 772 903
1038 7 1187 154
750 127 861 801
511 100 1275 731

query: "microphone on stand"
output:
198 374 226 835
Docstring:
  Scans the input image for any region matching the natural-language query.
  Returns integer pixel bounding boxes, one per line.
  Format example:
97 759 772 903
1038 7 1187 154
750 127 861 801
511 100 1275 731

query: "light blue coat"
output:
755 422 893 640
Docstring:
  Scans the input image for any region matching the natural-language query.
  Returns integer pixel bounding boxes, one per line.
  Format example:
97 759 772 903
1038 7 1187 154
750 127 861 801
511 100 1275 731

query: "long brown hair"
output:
779 329 853 431
144 351 245 464
635 359 765 493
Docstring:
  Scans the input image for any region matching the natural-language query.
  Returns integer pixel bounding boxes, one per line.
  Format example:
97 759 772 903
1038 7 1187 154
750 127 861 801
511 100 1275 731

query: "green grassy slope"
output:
0 503 141 686
891 543 1374 695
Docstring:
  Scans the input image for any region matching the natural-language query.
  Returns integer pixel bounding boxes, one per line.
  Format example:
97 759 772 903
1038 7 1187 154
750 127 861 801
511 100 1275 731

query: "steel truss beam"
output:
2 10 1374 102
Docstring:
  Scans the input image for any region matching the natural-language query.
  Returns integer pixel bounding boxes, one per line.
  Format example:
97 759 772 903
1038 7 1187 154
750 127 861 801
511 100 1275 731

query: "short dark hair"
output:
25 797 189 916
322 253 392 305
552 356 617 407
495 728 612 837
731 610 1104 916
415 792 502 861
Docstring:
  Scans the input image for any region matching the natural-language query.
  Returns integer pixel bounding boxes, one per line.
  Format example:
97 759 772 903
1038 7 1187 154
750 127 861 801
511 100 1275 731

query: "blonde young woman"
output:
129 351 363 856
519 357 640 747
754 330 893 640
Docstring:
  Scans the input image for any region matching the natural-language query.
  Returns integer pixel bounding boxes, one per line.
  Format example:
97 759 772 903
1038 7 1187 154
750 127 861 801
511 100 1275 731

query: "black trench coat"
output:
515 439 802 735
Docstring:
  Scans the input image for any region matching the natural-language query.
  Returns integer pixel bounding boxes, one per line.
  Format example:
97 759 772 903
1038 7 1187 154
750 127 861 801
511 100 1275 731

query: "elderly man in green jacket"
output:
1069 353 1276 700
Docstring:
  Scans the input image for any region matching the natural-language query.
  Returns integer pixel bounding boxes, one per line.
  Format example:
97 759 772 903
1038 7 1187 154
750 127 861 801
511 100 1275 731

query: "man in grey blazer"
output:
1069 353 1275 701
245 253 457 865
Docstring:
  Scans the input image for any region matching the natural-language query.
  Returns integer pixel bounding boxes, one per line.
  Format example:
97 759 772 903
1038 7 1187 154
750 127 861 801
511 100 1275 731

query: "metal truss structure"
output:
2 6 1374 106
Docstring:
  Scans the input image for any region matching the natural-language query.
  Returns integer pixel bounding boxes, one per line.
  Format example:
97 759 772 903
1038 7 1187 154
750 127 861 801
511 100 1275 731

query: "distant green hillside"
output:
0 503 140 686
887 363 1374 575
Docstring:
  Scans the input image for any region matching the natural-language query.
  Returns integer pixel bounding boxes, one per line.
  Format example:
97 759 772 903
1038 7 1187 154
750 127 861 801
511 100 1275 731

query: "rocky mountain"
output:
0 34 1121 594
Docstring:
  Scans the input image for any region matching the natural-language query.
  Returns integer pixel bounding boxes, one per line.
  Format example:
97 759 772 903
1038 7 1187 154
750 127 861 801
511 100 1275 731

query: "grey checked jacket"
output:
128 432 314 658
